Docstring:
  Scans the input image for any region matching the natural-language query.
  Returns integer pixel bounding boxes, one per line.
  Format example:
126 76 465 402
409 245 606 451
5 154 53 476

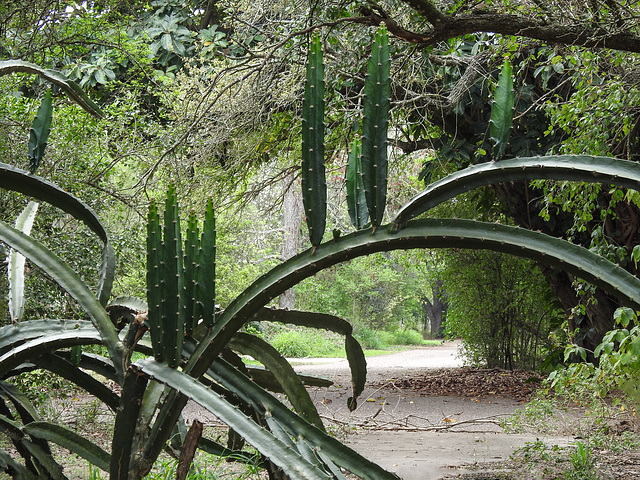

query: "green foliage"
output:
564 441 598 480
27 89 52 173
441 249 561 370
269 328 343 358
548 307 640 410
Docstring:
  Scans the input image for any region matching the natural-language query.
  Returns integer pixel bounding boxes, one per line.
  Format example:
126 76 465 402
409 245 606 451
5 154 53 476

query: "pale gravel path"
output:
291 342 575 480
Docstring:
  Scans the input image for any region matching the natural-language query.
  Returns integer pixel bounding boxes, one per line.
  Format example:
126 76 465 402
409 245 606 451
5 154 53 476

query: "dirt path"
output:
291 342 574 480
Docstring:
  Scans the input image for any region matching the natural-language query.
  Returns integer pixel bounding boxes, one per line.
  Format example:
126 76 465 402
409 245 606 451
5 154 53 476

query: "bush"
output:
270 330 313 358
389 329 424 346
353 327 390 350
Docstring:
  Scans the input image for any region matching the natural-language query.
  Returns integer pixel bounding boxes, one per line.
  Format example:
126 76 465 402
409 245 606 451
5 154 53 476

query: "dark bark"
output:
421 278 447 337
176 420 204 480
353 2 640 53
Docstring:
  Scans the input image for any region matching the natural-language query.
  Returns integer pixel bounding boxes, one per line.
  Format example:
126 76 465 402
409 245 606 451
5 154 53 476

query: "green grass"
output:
265 326 441 359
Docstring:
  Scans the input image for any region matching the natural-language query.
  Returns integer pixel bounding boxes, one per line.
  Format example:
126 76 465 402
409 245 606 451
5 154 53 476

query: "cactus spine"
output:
301 33 326 248
361 26 390 230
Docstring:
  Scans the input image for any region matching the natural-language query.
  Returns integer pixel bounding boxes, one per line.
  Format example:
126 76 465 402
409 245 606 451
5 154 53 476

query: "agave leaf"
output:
0 448 34 479
33 354 119 411
252 307 352 335
19 440 65 479
228 333 324 430
23 422 110 472
8 202 38 323
489 58 514 161
250 307 362 409
0 319 98 356
0 60 104 118
345 335 366 411
361 26 390 228
27 90 53 174
0 331 103 377
206 359 399 479
198 437 258 464
243 365 333 391
0 223 123 380
0 162 114 305
136 359 333 480
391 155 640 229
301 33 327 247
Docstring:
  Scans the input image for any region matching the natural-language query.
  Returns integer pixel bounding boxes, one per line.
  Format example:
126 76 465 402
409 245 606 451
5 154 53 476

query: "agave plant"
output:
1 27 640 480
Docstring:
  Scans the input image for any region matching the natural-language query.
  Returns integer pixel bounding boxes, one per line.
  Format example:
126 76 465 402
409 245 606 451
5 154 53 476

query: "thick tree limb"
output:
357 3 640 53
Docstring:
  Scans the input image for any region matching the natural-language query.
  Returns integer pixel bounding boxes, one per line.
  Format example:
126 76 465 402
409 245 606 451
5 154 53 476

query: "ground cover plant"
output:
2 28 640 480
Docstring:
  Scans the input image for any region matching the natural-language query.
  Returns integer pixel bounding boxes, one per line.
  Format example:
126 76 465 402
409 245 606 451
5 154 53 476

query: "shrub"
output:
269 329 343 358
270 330 313 358
353 327 390 350
389 329 424 345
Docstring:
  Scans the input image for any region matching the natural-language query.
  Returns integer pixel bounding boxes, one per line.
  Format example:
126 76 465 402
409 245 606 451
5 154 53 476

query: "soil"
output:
286 342 640 480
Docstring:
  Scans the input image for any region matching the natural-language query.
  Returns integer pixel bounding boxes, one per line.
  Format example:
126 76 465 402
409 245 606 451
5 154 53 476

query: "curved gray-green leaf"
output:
207 359 399 480
0 224 123 380
392 155 640 229
22 422 110 472
228 333 324 430
0 331 104 377
0 162 115 305
252 307 353 335
0 319 99 355
136 359 333 480
225 218 640 324
8 202 38 323
0 60 104 118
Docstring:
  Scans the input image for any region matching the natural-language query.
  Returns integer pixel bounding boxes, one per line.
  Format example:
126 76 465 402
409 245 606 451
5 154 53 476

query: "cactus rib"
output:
361 26 390 229
346 138 369 230
301 33 327 247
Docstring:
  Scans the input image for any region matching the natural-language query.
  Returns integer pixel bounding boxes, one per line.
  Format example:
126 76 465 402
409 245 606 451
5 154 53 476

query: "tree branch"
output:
356 5 640 53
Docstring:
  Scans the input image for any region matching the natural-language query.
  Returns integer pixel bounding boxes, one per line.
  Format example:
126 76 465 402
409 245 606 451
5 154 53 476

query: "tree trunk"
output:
421 278 447 337
279 174 302 309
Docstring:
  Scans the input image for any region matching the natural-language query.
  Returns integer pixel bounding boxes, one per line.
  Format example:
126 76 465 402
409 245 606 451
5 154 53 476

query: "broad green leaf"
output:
0 162 115 305
228 333 324 430
27 91 53 173
392 155 640 229
23 422 109 472
0 222 124 381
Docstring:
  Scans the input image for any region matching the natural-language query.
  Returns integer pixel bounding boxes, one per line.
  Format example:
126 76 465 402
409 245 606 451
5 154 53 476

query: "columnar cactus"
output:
301 33 327 248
